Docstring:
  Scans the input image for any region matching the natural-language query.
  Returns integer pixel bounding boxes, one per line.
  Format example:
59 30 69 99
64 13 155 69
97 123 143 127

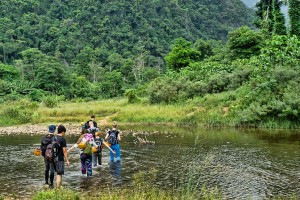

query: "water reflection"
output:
109 161 122 186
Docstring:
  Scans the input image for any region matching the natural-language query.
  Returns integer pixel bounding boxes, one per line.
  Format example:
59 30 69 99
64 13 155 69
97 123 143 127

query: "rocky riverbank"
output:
0 123 83 136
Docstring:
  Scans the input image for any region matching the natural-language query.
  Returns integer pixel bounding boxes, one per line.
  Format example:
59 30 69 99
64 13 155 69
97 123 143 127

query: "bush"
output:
148 74 190 104
1 100 35 125
42 95 64 108
124 89 140 103
28 89 48 102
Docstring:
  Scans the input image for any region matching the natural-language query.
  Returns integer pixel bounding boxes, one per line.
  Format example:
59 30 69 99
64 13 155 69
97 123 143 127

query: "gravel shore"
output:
0 123 83 136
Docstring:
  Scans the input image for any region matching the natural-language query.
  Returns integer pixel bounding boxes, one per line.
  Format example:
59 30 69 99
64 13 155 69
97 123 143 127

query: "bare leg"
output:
56 175 62 188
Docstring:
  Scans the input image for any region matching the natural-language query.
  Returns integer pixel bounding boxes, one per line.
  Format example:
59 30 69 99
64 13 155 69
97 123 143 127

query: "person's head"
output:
112 121 117 128
57 124 66 135
48 125 56 133
91 115 95 121
95 132 101 137
88 120 94 127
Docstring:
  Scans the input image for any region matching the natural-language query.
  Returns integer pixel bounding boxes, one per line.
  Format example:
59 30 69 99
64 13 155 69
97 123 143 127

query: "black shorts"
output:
54 161 64 175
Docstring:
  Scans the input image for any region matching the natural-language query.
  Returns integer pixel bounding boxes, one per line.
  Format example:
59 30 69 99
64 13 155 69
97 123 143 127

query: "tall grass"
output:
0 95 297 128
33 98 201 125
33 188 80 200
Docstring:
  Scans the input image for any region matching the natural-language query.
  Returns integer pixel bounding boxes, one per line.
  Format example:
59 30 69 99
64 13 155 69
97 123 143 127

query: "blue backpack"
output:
109 130 118 145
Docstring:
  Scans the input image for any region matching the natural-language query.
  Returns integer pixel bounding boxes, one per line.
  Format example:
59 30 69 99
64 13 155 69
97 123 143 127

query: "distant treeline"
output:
1 0 300 128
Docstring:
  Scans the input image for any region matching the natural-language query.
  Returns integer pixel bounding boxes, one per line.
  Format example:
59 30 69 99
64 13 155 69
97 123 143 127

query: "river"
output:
0 127 299 199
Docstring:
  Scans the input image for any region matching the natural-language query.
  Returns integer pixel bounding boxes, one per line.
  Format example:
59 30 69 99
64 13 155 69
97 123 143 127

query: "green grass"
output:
31 168 224 200
33 188 80 200
32 98 202 126
0 95 299 128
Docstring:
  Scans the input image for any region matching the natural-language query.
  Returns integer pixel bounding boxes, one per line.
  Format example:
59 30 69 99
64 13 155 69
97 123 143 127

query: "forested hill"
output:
0 0 254 65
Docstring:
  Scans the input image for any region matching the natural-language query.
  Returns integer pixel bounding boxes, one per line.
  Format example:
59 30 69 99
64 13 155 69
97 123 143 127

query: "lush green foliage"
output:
289 0 300 37
230 35 300 127
1 0 300 128
0 0 254 102
254 0 286 35
227 26 263 59
0 98 38 126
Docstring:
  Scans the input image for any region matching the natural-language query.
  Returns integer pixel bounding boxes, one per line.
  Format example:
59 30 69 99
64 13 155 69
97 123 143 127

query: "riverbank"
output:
0 97 298 131
0 123 82 136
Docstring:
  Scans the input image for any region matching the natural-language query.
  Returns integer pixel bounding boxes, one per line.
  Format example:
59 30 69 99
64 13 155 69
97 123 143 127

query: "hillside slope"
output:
0 0 254 65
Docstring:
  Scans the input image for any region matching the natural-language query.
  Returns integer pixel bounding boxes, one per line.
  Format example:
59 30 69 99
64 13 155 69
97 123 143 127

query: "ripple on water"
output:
1 133 300 199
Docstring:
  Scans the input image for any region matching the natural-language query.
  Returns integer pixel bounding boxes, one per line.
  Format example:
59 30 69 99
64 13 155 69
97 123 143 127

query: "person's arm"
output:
117 130 121 141
67 143 78 153
76 135 84 144
105 131 109 140
67 135 83 153
63 147 70 166
40 136 44 149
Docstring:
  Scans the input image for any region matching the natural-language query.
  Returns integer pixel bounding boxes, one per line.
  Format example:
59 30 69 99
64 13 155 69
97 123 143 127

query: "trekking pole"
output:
103 141 116 154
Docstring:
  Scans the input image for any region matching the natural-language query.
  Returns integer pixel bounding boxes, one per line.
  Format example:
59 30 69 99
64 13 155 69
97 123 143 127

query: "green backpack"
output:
83 142 92 155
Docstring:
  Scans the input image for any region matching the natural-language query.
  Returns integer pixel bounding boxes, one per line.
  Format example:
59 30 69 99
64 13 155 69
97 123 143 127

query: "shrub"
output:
28 89 47 102
42 95 63 108
1 99 39 125
124 89 140 104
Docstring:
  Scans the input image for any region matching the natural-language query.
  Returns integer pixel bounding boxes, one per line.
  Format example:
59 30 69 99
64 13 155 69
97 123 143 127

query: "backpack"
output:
45 136 60 162
83 142 92 155
88 127 98 138
109 130 118 145
83 121 89 130
95 138 103 152
41 134 54 157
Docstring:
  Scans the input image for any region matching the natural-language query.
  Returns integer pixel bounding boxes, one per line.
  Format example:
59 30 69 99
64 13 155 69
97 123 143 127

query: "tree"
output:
34 58 68 94
289 0 300 37
19 48 46 81
165 38 201 72
101 71 123 98
0 64 19 81
227 26 263 60
193 39 213 60
255 0 286 35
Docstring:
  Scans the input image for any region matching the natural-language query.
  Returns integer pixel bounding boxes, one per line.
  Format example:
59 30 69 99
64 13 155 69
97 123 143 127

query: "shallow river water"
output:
0 126 299 199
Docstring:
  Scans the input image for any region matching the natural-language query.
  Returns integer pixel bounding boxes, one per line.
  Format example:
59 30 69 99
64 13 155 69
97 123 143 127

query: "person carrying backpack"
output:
53 125 70 188
68 129 98 177
83 115 98 130
40 125 56 188
93 131 104 167
90 115 98 128
87 120 99 138
105 121 122 162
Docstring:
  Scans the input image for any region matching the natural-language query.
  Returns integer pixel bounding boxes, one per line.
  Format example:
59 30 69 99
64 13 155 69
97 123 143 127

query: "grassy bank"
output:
0 95 297 128
0 94 236 127
31 186 223 200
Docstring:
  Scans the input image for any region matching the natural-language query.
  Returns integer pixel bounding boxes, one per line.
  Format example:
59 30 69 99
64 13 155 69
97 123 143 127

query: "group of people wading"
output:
39 115 122 188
